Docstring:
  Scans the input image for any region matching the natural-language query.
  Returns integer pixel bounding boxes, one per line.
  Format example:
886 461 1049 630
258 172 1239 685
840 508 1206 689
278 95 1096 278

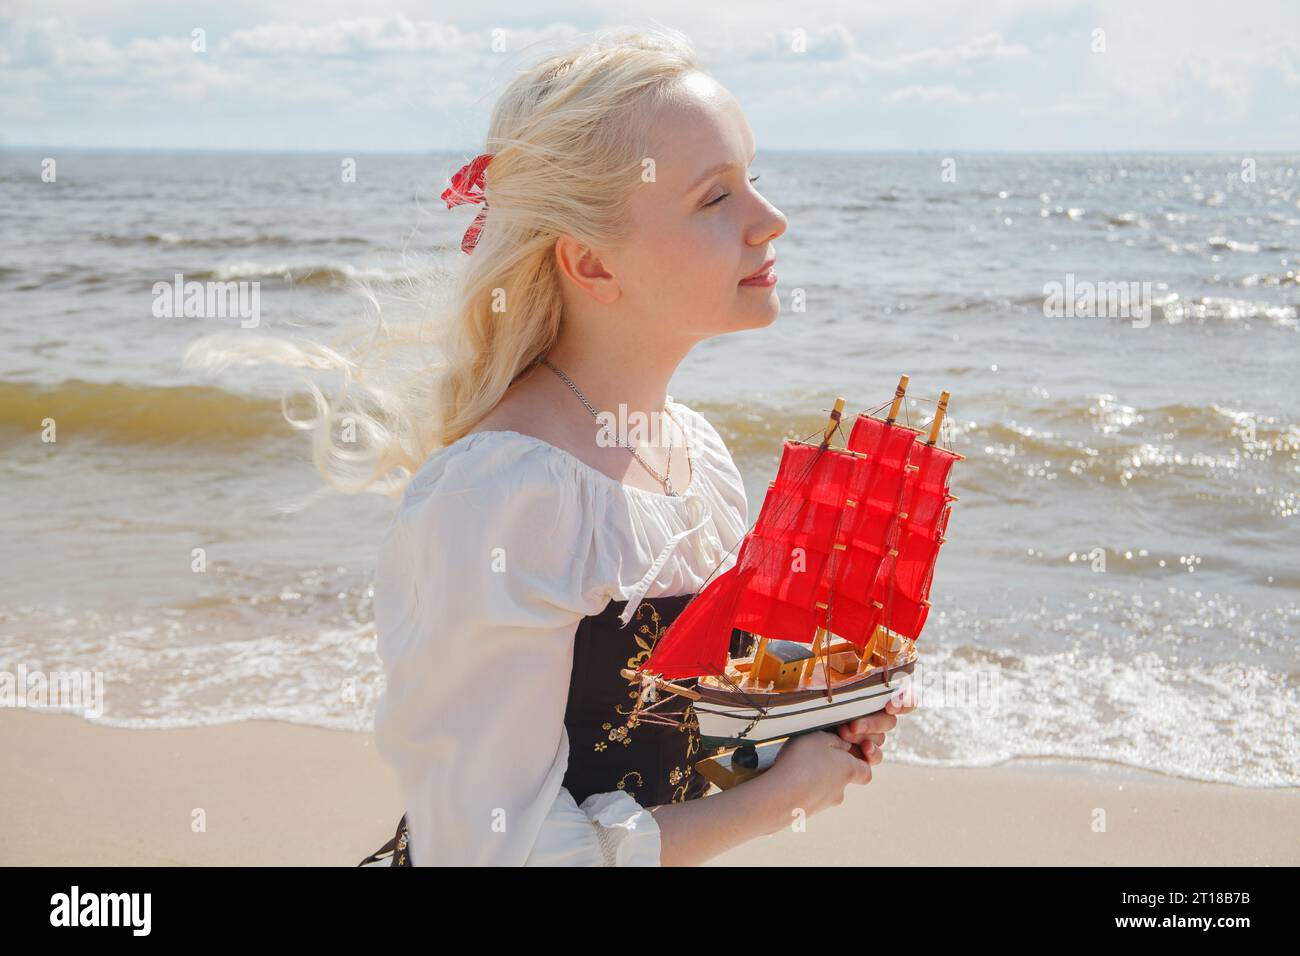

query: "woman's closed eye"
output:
704 175 761 207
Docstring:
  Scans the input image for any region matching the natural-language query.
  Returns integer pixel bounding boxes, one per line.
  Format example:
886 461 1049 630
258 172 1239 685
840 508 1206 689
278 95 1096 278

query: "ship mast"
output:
928 390 950 446
887 374 909 424
848 375 910 675
803 398 847 703
874 389 954 672
749 398 848 695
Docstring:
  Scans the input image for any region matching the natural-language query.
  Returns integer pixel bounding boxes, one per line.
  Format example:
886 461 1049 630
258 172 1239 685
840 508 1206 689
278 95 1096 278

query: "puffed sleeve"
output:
372 435 662 866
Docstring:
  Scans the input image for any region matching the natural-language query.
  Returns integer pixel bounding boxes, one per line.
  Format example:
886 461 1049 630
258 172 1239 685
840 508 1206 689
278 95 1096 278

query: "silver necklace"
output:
540 357 688 497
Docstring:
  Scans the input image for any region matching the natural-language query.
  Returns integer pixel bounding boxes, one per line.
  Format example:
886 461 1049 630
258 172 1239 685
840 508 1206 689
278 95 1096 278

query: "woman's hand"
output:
835 685 917 755
742 686 918 836
756 727 880 822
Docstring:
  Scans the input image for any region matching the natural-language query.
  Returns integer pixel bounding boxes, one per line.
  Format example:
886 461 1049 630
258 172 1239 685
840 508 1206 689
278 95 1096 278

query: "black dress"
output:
357 590 728 867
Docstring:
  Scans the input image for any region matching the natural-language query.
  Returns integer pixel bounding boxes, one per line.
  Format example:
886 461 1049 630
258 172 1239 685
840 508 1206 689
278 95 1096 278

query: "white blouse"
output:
372 397 749 866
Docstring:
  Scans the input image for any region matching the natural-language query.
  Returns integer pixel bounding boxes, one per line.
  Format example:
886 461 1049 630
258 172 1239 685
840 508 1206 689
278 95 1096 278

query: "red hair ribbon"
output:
441 152 493 254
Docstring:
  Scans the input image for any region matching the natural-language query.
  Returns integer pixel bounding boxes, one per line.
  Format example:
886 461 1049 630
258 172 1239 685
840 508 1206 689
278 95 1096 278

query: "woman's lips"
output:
739 260 777 287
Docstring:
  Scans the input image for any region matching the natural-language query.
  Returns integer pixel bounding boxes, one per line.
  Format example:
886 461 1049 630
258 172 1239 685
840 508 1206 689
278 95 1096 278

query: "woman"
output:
219 26 913 866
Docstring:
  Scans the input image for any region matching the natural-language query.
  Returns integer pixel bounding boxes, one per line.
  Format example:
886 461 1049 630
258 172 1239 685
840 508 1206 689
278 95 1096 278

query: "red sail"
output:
731 440 851 645
633 564 746 679
638 440 831 679
814 415 924 647
847 426 958 642
641 428 916 678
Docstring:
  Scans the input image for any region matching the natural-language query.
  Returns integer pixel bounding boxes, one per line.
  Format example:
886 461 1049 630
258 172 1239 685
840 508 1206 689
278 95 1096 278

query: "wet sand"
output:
3 709 1295 866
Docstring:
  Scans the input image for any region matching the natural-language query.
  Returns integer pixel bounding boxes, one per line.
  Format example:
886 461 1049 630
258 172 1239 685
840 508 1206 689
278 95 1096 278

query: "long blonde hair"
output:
185 25 700 496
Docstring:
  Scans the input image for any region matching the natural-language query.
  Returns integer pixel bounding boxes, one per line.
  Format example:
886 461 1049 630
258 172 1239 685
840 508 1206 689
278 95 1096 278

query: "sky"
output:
2 0 1298 152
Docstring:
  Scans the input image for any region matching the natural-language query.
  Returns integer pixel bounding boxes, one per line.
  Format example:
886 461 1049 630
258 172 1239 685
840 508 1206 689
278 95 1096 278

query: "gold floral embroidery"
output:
665 702 707 803
615 602 670 723
615 770 644 800
683 702 702 759
394 823 410 866
669 764 696 803
598 601 682 749
584 598 708 807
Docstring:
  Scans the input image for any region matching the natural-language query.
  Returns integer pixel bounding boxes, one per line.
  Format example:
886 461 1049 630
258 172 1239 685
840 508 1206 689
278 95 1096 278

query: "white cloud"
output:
880 84 999 104
2 2 1297 151
1088 0 1300 118
1 17 115 69
223 16 473 56
864 32 1029 71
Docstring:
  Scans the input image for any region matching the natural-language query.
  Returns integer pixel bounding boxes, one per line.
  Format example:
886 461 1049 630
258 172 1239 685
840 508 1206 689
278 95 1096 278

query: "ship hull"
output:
694 660 915 747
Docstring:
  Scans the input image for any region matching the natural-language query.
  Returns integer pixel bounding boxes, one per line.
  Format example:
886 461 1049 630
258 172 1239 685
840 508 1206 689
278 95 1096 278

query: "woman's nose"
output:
751 198 787 244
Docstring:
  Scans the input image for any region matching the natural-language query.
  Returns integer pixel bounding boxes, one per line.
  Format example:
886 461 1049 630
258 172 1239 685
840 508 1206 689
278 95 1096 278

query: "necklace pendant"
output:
664 477 675 496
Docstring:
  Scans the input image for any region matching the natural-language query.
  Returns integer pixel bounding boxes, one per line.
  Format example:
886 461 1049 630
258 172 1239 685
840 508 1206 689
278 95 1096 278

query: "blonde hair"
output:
184 26 701 496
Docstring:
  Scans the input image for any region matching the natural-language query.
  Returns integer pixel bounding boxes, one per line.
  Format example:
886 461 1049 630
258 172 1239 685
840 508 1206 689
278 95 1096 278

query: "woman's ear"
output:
554 235 621 305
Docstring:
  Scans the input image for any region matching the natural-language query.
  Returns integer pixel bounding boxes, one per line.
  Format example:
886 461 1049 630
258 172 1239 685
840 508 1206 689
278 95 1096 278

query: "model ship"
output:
623 376 961 786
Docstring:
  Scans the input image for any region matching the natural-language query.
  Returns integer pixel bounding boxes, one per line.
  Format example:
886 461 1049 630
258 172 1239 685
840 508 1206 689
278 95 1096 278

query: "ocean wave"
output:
1238 270 1300 288
1206 235 1262 253
1105 211 1147 227
701 393 1296 457
0 619 382 735
935 288 1298 328
1152 294 1298 327
885 629 1300 787
6 260 410 291
188 261 410 285
5 581 1294 787
90 232 369 249
699 392 1297 522
11 264 122 291
1165 235 1290 257
0 379 288 445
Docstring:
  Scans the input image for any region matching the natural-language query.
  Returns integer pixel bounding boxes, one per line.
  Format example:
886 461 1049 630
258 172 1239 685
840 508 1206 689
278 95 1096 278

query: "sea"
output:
1 149 1296 787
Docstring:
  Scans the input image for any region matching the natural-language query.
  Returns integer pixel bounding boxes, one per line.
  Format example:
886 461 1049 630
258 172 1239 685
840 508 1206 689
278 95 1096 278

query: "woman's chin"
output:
696 298 781 339
738 297 781 330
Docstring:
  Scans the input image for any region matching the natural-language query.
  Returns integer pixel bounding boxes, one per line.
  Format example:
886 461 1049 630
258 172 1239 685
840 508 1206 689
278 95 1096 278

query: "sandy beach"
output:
3 708 1295 867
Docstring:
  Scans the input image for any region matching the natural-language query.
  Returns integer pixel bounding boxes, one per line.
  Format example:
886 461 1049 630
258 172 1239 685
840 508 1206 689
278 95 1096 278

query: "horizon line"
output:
3 144 1298 156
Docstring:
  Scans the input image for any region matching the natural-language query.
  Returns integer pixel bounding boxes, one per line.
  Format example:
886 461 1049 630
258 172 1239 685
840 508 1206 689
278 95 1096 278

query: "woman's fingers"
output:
848 752 874 784
838 711 898 740
850 740 883 766
884 688 918 715
835 691 919 743
836 723 886 747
